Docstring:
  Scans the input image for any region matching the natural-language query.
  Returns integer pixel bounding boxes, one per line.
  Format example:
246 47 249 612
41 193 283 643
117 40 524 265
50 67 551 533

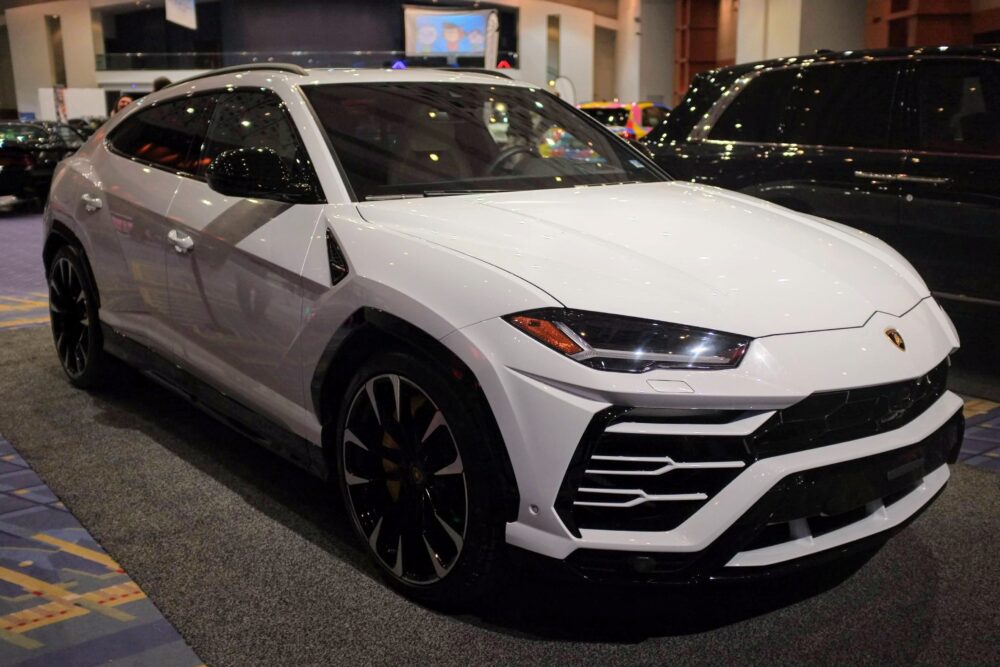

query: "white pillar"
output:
639 0 674 104
615 0 641 101
517 1 595 104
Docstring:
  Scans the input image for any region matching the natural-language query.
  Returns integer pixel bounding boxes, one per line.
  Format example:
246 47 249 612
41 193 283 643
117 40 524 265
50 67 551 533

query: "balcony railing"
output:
96 50 520 71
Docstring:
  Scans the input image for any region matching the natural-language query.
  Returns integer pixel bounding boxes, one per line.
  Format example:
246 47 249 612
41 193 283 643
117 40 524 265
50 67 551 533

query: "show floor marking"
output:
960 403 1000 473
0 435 202 666
0 294 48 331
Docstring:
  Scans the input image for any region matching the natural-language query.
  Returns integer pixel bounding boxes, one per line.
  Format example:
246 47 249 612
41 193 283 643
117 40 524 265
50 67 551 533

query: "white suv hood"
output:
357 182 929 338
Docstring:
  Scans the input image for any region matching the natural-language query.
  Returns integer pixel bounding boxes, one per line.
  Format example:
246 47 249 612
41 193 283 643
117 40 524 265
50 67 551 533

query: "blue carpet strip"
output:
0 436 201 667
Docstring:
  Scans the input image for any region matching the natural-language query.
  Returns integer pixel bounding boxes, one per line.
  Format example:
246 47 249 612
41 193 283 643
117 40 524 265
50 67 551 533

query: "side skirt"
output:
101 324 328 479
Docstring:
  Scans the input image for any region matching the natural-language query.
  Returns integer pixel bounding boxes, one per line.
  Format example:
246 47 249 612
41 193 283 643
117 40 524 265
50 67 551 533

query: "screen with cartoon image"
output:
404 7 494 57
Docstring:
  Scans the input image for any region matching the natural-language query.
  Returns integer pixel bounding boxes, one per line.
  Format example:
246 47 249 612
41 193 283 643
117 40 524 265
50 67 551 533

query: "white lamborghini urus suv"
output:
44 65 964 603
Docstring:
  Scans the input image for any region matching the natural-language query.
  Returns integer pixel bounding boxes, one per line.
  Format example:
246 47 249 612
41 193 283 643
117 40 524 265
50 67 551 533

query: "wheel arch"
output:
312 307 520 521
43 220 101 308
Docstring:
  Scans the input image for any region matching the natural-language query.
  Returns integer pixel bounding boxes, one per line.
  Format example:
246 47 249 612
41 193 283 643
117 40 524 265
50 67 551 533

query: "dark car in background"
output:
37 121 87 150
0 122 78 205
645 45 1000 366
67 117 106 139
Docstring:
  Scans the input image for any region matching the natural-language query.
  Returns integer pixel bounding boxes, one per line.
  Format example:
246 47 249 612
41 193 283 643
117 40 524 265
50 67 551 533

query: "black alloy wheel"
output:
342 373 468 584
48 246 106 387
335 351 507 604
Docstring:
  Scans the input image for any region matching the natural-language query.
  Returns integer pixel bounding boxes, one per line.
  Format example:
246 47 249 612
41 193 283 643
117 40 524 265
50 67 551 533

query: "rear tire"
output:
47 245 109 389
333 350 507 606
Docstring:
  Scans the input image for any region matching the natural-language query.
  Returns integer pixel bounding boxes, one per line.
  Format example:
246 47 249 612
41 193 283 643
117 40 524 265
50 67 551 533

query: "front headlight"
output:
504 308 751 372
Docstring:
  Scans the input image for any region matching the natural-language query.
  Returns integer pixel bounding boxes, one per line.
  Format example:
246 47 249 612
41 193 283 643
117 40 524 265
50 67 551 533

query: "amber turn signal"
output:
509 315 584 355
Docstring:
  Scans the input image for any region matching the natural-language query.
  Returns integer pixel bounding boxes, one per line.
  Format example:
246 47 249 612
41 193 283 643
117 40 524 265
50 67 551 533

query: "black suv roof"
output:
647 43 1000 145
716 43 1000 79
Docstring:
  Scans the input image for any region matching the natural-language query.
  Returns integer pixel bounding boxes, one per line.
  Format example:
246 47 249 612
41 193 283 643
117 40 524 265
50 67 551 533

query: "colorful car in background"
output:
578 101 670 140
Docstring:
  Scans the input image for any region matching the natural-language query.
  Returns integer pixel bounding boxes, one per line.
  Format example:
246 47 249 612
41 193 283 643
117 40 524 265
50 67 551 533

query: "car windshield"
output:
581 107 631 127
303 82 664 200
0 124 48 143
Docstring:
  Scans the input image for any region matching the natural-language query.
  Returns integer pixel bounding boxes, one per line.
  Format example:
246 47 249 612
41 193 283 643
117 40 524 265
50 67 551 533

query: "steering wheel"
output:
487 144 535 175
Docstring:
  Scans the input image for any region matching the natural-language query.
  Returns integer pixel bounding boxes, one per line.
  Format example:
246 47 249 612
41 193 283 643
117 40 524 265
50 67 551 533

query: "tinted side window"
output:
108 96 214 173
200 90 318 185
782 62 899 148
648 69 741 145
914 59 1000 155
708 69 798 143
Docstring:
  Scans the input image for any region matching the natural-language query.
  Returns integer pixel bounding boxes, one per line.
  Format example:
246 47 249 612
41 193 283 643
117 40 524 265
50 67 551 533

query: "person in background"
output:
152 76 171 92
113 95 133 115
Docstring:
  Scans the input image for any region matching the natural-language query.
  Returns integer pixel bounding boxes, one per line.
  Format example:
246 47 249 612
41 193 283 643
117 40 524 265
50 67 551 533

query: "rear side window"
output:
108 96 214 173
199 89 319 185
781 62 900 148
913 59 1000 155
708 69 798 143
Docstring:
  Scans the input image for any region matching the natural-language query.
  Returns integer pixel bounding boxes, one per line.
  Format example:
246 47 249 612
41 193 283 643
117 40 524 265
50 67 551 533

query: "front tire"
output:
48 245 108 388
334 350 506 605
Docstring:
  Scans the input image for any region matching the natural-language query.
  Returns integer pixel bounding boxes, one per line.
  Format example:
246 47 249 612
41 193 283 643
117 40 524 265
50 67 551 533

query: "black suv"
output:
646 46 1000 337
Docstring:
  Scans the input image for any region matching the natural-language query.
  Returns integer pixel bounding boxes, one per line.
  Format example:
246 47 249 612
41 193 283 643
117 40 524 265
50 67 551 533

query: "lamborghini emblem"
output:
885 328 906 351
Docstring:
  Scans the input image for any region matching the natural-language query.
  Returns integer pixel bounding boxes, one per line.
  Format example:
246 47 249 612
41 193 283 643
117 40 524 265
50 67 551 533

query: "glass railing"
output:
96 50 520 71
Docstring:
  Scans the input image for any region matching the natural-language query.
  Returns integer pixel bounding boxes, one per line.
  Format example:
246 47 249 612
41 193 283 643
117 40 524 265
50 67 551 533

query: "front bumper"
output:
440 297 961 571
565 407 961 583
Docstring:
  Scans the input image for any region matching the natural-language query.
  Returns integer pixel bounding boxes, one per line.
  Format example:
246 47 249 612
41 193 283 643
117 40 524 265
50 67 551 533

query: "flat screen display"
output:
403 7 495 57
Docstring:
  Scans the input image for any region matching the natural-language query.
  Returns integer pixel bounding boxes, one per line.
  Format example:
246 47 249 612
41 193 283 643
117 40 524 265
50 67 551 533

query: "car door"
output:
731 61 907 239
164 88 328 428
894 57 1000 308
86 95 213 353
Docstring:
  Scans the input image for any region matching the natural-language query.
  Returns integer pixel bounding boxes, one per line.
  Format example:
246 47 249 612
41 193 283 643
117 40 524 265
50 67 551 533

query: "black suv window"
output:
646 69 742 145
782 62 900 148
707 68 798 143
199 89 318 185
913 59 1000 156
108 95 214 173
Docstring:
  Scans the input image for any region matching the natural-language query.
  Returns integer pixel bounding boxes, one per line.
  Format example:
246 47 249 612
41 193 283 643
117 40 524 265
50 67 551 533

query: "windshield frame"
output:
299 80 669 203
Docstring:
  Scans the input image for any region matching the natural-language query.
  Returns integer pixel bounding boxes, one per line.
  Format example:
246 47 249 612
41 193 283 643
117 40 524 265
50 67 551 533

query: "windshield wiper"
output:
423 189 507 197
364 193 426 201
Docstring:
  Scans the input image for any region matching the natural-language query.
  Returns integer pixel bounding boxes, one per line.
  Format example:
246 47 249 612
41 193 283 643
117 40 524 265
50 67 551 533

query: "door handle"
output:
853 171 900 182
897 174 952 185
81 193 103 212
167 229 194 254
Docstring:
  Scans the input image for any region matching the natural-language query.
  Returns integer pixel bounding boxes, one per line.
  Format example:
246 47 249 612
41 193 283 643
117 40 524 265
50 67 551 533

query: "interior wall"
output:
736 0 866 64
639 0 673 103
106 2 221 53
519 0 595 103
799 0 866 54
5 0 98 116
554 0 619 18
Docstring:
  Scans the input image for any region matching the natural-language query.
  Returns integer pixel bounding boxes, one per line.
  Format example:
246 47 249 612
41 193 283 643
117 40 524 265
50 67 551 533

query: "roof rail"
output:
167 63 309 88
436 67 511 79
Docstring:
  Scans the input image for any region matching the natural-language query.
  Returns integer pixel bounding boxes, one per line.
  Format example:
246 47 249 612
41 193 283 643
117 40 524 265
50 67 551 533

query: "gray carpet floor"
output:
0 326 997 666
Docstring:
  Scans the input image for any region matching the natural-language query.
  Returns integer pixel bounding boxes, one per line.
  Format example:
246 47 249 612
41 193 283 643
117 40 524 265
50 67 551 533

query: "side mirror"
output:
206 147 322 204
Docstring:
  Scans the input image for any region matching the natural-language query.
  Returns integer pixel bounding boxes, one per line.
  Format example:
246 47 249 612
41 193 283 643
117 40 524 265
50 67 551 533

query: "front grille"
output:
565 410 963 584
556 359 949 536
